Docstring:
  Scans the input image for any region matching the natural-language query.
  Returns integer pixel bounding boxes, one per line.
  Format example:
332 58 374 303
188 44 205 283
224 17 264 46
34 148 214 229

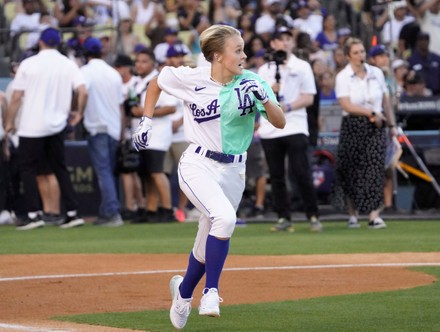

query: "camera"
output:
264 50 287 65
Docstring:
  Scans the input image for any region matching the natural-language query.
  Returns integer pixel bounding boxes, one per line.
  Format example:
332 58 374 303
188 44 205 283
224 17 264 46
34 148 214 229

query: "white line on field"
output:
1 262 440 283
0 322 71 331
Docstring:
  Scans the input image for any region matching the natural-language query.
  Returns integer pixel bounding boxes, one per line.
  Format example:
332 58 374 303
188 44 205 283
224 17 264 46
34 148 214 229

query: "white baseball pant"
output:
178 144 247 263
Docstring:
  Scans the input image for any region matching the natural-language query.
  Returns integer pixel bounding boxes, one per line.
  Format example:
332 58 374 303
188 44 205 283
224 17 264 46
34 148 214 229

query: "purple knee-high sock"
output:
179 252 205 299
205 234 230 291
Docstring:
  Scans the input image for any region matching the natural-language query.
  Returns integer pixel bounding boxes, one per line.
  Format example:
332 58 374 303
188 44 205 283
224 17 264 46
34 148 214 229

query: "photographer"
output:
258 26 322 233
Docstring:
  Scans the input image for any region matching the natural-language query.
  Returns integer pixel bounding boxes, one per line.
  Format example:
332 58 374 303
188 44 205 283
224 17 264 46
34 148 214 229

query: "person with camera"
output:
258 26 322 233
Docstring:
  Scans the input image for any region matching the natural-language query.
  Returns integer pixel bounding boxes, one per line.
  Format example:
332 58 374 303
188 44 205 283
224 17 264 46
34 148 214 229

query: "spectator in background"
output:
381 1 414 51
80 37 125 227
333 37 396 229
145 4 169 49
116 15 139 58
332 46 347 74
5 27 87 230
53 0 88 28
417 0 440 55
315 13 338 54
130 48 160 222
391 58 409 99
237 12 258 55
163 45 190 222
397 20 421 59
131 0 157 25
154 27 191 65
407 32 440 95
368 44 391 81
318 70 337 105
293 0 323 40
401 69 433 97
208 0 243 26
134 45 181 223
113 53 146 223
10 0 41 40
258 27 322 233
255 0 294 46
336 27 352 48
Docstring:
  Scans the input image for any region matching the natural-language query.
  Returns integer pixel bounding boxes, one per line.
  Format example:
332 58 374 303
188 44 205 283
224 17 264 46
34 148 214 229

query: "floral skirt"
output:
332 115 386 214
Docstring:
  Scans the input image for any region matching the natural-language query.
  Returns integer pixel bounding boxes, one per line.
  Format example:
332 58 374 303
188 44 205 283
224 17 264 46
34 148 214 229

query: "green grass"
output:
56 267 440 332
0 220 439 255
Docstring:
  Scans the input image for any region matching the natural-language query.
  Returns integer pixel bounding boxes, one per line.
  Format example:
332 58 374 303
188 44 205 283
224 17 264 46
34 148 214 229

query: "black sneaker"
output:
121 208 138 221
16 214 45 231
42 212 65 225
157 207 176 223
59 214 85 229
247 206 265 219
131 208 151 224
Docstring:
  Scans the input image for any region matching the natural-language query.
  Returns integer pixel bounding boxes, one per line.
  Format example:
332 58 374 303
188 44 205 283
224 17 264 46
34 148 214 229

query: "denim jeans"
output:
87 133 120 217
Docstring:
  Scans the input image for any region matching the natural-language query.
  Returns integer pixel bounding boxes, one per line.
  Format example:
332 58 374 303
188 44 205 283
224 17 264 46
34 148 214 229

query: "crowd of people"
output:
0 0 439 228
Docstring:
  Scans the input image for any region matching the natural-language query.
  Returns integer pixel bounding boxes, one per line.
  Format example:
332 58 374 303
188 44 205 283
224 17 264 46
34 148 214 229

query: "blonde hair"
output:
199 24 241 63
343 37 363 56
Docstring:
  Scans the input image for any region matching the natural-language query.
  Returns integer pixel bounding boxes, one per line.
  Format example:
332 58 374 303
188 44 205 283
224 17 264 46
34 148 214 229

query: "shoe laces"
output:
175 295 192 315
202 288 223 304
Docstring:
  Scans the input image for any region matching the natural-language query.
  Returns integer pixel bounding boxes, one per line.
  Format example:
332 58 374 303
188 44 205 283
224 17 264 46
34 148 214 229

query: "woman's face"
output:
348 43 366 66
323 15 335 30
218 35 247 76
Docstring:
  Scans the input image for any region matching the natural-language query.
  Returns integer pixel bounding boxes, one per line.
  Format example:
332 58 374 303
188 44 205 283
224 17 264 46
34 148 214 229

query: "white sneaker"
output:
347 215 360 228
0 210 14 225
368 217 387 229
169 275 192 330
199 288 223 317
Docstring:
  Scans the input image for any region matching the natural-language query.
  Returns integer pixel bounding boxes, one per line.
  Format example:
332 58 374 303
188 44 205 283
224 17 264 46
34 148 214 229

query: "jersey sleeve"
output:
157 66 192 101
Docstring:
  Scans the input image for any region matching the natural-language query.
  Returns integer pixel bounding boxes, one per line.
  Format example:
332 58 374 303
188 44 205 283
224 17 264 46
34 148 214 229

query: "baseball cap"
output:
73 15 95 27
166 44 188 58
83 37 102 55
368 44 388 58
272 26 293 39
114 54 133 67
165 27 178 36
296 0 308 8
40 27 61 47
337 27 352 37
392 59 407 70
134 43 148 53
267 0 282 5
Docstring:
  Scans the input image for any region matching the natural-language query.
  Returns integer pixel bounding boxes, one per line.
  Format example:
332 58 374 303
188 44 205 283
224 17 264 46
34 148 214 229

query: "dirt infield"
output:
1 252 439 331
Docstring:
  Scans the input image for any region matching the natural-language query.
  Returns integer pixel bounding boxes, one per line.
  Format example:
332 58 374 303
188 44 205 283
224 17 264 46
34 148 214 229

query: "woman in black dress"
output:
334 37 397 229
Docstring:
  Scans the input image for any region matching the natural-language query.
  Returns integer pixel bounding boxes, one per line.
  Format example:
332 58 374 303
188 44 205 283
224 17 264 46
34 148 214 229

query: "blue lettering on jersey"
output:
190 100 221 123
235 87 255 116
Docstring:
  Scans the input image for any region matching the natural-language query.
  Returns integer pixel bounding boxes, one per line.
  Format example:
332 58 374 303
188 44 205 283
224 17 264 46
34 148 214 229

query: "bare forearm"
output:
288 94 314 111
142 78 162 118
264 100 285 129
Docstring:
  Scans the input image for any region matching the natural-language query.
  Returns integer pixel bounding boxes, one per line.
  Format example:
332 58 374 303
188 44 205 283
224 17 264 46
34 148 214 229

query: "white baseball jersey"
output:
157 66 276 155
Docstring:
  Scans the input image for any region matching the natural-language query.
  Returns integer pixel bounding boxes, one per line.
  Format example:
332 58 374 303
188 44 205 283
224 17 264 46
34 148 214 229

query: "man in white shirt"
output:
131 48 175 223
80 37 125 227
6 27 88 230
258 27 322 232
